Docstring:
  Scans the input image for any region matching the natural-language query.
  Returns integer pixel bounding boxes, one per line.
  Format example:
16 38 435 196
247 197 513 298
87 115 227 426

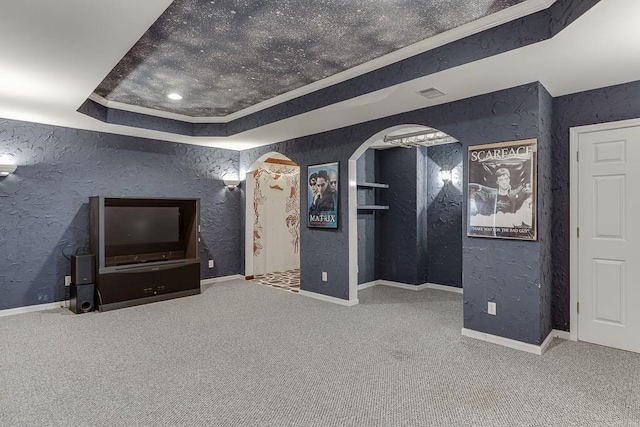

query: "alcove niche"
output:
245 152 301 292
348 125 463 299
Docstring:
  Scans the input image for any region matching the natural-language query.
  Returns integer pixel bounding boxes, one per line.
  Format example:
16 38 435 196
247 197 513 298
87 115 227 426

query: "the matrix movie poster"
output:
307 162 338 229
467 139 537 240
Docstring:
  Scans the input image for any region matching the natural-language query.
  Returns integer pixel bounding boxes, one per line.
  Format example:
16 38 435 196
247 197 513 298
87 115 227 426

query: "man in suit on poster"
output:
310 170 335 213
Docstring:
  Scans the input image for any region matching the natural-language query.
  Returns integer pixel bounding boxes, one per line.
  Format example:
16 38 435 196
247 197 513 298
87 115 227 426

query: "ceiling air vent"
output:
417 88 445 99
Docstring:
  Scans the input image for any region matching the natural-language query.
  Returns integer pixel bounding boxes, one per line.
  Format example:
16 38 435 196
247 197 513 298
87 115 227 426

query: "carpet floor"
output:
1 280 639 426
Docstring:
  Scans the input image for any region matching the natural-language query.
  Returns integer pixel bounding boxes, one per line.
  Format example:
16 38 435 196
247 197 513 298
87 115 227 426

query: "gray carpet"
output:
1 280 639 426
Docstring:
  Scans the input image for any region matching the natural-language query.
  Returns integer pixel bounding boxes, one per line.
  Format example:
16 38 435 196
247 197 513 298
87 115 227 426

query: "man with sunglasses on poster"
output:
310 170 335 214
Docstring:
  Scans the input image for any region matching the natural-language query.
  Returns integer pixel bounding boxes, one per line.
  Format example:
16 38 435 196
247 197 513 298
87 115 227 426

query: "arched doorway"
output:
245 152 301 293
348 125 462 300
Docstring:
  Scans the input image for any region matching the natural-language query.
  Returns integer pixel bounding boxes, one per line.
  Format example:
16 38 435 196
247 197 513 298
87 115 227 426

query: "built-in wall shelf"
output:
357 182 389 211
357 205 389 210
357 182 389 189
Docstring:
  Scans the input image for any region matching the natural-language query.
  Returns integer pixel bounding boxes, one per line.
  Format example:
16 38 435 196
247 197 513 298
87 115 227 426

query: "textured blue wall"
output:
356 149 378 284
426 143 463 288
0 118 241 310
241 83 547 344
538 85 554 342
239 133 357 300
416 147 430 285
552 80 640 331
378 147 420 284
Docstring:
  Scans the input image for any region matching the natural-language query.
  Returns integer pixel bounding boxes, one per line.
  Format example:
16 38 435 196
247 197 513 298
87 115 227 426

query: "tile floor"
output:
251 269 300 294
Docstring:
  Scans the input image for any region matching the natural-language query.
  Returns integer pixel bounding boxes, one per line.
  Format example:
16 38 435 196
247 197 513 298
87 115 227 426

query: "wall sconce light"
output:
0 164 17 177
223 178 240 189
440 166 452 184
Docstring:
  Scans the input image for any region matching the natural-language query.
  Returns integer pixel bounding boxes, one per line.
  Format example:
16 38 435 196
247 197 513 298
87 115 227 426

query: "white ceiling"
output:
1 0 638 151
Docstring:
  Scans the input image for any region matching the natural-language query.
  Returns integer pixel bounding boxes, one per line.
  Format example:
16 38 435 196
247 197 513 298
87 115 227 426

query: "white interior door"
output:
578 126 640 353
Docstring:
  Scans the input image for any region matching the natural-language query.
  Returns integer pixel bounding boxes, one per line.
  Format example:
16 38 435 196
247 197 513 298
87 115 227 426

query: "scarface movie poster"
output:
467 139 537 240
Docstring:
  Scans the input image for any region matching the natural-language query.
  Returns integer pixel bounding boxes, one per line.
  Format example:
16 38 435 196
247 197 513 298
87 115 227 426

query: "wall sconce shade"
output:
0 164 17 176
223 178 240 189
440 166 452 183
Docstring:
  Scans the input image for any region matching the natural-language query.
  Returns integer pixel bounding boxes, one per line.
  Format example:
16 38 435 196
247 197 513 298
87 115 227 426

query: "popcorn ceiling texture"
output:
95 0 525 117
83 0 601 139
0 119 240 311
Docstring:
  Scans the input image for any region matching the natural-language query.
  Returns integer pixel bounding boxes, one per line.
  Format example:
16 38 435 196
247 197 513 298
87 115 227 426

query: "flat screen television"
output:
93 198 198 267
105 206 181 247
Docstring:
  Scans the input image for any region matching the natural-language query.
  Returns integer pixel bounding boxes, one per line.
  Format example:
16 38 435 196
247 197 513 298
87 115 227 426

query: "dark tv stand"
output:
90 196 201 312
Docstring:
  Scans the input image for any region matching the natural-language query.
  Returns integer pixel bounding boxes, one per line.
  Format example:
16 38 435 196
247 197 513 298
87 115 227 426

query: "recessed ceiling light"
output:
167 93 183 100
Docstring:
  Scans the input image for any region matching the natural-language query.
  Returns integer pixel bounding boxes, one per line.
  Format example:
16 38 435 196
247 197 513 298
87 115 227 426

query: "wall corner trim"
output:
425 283 464 294
200 275 245 285
552 329 572 340
357 280 463 293
377 280 430 291
357 281 379 290
299 290 359 306
0 301 68 318
462 328 557 356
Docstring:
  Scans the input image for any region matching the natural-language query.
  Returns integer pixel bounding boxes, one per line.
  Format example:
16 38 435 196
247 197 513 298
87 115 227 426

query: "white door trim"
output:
569 117 640 342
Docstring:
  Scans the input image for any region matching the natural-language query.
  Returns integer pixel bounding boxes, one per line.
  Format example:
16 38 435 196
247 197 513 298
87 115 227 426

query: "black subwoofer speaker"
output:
71 254 95 285
70 283 95 314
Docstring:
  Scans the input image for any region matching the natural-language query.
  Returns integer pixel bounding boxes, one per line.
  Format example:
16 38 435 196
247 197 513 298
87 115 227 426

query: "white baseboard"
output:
539 331 555 354
552 329 571 340
425 283 464 294
200 274 245 285
462 328 556 356
357 280 379 290
378 280 430 291
0 301 67 318
299 290 359 306
357 279 462 294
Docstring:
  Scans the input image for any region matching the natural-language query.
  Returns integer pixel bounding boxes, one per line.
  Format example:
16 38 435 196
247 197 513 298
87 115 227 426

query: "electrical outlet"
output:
65 276 71 287
322 272 327 282
208 260 214 268
488 301 497 316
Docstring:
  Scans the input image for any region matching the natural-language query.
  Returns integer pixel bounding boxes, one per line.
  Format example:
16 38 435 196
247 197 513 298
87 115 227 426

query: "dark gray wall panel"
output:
426 143 463 288
106 109 196 137
242 82 544 343
379 147 419 284
239 134 356 300
416 147 429 285
552 80 640 331
550 0 601 37
462 239 540 344
357 149 377 284
537 84 554 342
0 118 241 311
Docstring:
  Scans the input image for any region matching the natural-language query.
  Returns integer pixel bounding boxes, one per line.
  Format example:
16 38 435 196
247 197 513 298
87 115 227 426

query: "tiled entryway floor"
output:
252 269 300 294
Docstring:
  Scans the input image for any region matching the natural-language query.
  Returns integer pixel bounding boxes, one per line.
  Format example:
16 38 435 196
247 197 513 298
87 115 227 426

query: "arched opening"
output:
348 125 463 301
245 152 301 293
